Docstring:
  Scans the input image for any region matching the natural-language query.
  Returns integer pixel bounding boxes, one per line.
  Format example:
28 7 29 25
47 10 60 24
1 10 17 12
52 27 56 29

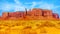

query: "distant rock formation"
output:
53 13 59 19
1 8 60 20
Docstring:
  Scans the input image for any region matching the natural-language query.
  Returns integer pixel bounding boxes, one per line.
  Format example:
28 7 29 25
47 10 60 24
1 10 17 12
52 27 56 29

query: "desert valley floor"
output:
0 20 60 34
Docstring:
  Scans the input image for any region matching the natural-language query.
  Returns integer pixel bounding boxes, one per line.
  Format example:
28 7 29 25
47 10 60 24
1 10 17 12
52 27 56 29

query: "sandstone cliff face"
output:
9 12 24 18
0 16 2 20
42 10 52 17
1 8 59 20
42 10 53 19
32 8 42 16
2 12 9 19
53 13 59 19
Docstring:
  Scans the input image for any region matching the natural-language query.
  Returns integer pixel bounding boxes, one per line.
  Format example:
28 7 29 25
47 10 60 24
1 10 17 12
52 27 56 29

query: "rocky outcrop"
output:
9 12 24 18
53 13 59 19
1 8 60 20
2 12 9 19
0 16 2 20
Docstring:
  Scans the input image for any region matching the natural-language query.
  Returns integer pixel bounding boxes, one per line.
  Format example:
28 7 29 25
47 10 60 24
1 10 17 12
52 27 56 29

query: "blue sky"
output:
0 0 60 17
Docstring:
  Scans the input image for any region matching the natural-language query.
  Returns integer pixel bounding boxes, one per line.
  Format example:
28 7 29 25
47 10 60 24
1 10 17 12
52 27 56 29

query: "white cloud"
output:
0 4 13 11
39 3 55 10
25 1 55 10
14 0 25 11
31 2 37 8
0 0 60 12
25 1 60 10
14 0 21 4
14 5 25 11
24 1 60 16
0 0 26 12
0 4 25 12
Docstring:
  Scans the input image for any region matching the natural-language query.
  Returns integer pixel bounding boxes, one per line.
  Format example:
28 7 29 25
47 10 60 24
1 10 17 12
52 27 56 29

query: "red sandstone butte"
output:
1 8 60 20
53 13 59 19
42 10 53 17
31 8 43 20
2 12 9 19
31 8 42 16
9 11 24 18
0 16 1 18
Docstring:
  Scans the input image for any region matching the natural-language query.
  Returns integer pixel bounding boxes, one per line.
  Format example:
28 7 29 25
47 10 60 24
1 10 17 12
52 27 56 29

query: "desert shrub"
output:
40 21 55 27
55 22 60 29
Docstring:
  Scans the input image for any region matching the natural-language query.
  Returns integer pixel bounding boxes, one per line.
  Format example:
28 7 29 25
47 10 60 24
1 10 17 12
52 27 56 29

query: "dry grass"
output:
0 20 60 34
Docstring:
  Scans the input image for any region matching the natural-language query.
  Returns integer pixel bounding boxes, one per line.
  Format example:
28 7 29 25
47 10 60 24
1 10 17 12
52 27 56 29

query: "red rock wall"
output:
53 13 59 19
31 8 42 16
43 10 52 16
31 8 42 19
42 10 53 19
1 8 59 20
0 16 2 20
2 12 9 18
9 12 24 17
